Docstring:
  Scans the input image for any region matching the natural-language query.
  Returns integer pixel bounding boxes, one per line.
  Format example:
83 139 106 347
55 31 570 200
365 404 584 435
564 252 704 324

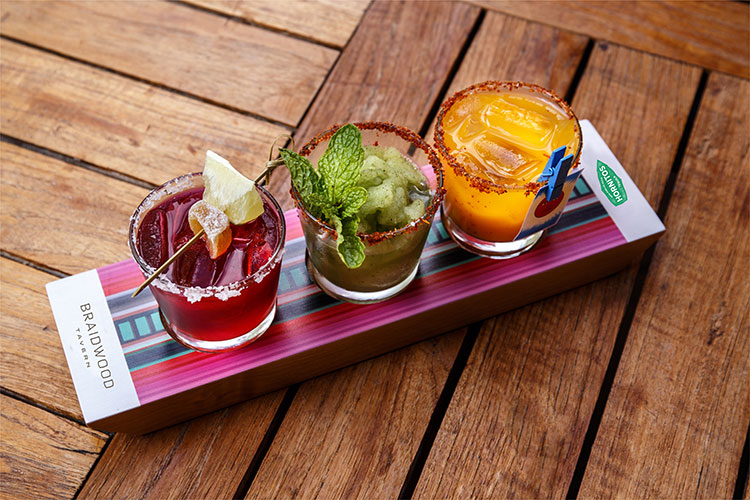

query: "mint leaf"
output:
330 214 365 268
279 125 368 269
318 124 364 203
340 186 367 218
279 148 329 217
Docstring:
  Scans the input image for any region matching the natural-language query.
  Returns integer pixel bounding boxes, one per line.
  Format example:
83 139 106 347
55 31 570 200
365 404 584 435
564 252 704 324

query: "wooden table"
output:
1 1 748 498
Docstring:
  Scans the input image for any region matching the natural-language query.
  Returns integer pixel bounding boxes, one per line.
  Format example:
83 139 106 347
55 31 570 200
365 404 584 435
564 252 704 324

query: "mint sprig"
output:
280 124 367 268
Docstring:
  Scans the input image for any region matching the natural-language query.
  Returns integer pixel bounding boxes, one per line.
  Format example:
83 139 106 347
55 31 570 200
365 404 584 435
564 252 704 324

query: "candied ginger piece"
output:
188 200 232 259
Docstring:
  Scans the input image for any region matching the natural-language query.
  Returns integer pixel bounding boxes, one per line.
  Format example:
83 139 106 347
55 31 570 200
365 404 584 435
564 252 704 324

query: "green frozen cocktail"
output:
280 122 444 304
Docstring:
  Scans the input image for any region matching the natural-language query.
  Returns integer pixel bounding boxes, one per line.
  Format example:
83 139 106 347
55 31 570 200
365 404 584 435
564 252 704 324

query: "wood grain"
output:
0 394 107 500
418 11 588 165
248 9 582 498
579 73 750 498
0 259 81 420
185 0 370 48
468 0 750 79
78 392 284 499
240 2 480 496
0 142 147 274
0 40 288 188
413 43 701 498
0 0 338 125
442 11 587 100
269 0 481 210
245 335 463 498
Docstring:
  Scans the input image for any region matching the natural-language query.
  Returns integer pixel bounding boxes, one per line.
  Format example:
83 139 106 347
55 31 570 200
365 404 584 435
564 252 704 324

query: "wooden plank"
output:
0 394 107 500
579 73 750 498
468 0 750 79
0 142 147 274
0 124 287 499
246 9 582 499
413 43 701 498
245 1 479 496
245 335 464 498
441 11 588 96
0 259 81 419
0 148 288 499
418 11 588 165
268 0 481 210
185 0 370 48
77 391 284 499
0 40 288 187
0 1 338 125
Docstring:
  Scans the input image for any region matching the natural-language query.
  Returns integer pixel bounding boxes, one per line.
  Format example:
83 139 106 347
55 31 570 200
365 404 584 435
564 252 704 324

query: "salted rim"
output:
128 172 286 298
434 81 583 195
292 121 446 245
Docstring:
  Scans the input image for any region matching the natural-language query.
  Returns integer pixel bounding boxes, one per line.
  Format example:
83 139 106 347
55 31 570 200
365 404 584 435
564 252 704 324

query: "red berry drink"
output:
129 173 285 352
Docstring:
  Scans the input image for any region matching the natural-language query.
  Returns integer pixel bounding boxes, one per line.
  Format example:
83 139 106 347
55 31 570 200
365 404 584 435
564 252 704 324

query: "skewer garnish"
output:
131 136 294 299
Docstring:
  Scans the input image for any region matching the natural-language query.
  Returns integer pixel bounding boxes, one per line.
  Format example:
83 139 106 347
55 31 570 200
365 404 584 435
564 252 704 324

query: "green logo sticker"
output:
597 160 627 206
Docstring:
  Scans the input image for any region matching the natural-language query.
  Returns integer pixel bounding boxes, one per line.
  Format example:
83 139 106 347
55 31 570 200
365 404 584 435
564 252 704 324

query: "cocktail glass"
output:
293 122 444 304
435 81 582 258
129 173 285 352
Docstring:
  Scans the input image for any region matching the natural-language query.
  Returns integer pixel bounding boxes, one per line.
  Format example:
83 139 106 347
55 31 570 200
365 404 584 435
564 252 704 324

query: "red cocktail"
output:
129 173 285 352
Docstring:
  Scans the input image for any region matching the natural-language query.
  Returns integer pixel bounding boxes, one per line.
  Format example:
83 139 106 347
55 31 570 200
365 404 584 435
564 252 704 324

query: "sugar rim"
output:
292 121 445 245
128 172 286 302
434 80 583 195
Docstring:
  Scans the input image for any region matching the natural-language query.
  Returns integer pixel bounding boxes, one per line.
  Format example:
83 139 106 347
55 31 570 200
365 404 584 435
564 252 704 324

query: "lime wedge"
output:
202 151 264 224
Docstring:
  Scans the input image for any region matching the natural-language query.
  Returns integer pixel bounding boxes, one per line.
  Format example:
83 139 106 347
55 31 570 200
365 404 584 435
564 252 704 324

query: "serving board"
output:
46 121 665 433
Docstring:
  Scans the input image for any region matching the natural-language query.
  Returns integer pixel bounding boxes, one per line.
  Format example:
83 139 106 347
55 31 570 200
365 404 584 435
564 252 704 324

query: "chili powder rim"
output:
434 80 583 195
291 121 446 245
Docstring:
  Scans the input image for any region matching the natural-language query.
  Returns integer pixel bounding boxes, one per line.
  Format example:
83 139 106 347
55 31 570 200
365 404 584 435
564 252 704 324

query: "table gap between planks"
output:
0 1 747 499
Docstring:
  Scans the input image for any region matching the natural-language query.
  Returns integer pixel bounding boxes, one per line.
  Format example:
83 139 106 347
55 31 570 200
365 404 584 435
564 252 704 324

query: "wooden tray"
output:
46 121 665 434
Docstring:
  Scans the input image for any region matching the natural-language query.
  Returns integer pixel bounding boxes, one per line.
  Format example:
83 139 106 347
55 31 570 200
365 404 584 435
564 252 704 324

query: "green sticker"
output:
597 160 627 206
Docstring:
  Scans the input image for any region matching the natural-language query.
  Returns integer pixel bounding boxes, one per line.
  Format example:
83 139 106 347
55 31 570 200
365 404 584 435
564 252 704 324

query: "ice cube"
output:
443 94 484 131
484 98 555 148
474 134 530 178
456 115 484 142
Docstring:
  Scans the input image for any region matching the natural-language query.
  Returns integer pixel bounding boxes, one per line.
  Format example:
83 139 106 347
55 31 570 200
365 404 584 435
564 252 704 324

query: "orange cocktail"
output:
435 81 581 258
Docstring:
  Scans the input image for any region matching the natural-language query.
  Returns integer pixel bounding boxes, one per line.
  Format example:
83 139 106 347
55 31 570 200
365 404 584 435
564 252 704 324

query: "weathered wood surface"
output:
0 142 146 274
0 0 337 125
442 12 587 99
469 0 750 79
241 3 482 496
0 40 288 187
77 391 284 500
249 11 586 498
268 0 481 211
1 1 748 497
0 259 81 419
418 11 588 166
412 43 701 498
0 394 107 500
186 0 370 48
578 73 750 499
246 336 463 498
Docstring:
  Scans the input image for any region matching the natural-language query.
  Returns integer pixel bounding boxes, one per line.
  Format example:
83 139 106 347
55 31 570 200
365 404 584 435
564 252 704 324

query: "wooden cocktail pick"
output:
130 136 294 299
130 228 205 298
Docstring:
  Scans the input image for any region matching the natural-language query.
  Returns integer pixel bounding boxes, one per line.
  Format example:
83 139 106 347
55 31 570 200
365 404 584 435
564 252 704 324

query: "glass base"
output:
441 207 544 259
159 302 276 353
305 252 419 304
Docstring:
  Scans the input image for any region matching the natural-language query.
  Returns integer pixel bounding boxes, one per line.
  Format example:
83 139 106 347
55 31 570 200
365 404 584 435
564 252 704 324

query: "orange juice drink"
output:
435 81 581 258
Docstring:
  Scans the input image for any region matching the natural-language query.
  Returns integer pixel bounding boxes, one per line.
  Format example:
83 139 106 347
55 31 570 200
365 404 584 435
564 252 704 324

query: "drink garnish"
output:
131 151 269 298
188 200 232 259
280 124 368 269
203 150 264 225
